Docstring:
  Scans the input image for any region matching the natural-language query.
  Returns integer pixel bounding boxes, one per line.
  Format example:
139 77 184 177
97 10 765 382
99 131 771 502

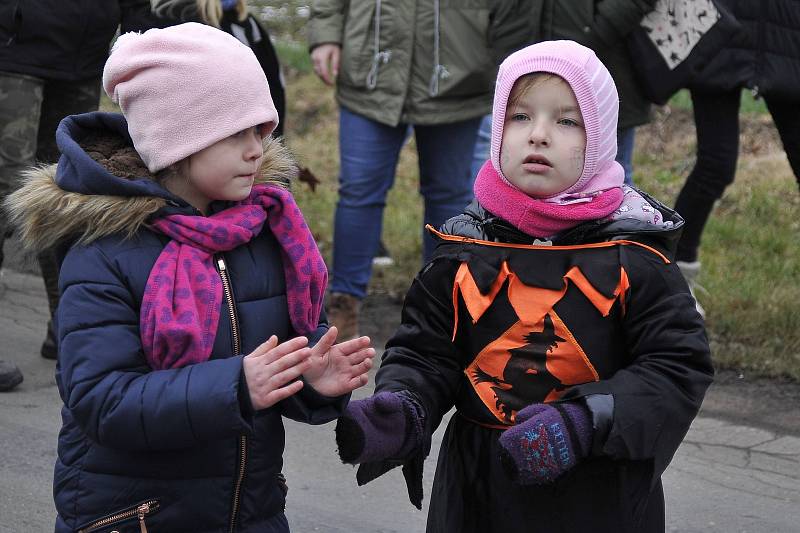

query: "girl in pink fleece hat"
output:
6 22 377 532
331 40 712 532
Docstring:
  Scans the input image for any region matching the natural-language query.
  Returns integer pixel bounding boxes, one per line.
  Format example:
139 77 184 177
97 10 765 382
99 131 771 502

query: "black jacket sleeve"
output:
120 0 171 33
563 246 713 484
352 257 464 508
374 257 465 437
585 0 659 48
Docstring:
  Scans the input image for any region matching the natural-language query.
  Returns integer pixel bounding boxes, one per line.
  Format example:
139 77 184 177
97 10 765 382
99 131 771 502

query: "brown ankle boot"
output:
327 293 361 341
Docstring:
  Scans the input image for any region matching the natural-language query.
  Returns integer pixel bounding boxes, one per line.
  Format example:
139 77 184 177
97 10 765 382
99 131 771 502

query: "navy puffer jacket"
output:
6 112 345 532
691 0 800 99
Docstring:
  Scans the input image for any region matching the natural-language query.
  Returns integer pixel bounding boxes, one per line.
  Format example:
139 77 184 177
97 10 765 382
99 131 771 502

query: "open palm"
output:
303 327 375 397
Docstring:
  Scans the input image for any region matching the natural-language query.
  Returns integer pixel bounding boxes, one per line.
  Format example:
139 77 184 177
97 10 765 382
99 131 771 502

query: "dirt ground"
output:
360 293 800 436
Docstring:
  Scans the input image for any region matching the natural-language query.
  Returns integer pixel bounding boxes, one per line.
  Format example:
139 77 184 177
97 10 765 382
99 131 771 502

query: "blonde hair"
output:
196 0 248 27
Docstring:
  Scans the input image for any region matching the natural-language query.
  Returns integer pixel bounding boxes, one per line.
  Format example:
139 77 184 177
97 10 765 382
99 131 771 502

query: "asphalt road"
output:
1 252 799 532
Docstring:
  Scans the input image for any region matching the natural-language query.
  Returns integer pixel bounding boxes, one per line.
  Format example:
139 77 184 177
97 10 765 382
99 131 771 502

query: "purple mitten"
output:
498 402 593 485
336 391 424 464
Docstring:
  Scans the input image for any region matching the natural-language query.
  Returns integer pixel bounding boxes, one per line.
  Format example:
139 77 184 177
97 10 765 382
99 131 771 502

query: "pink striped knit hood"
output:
490 40 624 202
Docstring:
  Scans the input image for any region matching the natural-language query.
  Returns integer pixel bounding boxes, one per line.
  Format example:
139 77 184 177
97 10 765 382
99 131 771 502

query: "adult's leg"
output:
0 72 43 269
616 127 636 186
763 95 800 189
674 89 742 263
415 116 482 262
331 107 407 299
36 77 101 359
0 71 43 390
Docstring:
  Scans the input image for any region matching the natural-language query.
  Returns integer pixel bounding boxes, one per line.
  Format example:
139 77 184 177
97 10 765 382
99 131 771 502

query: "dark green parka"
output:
308 0 495 126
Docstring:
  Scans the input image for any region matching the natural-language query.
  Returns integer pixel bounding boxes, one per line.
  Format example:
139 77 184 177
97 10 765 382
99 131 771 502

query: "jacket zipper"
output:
78 500 159 533
216 255 247 533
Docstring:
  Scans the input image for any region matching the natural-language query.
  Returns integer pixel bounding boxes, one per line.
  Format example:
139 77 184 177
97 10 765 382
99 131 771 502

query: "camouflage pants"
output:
0 72 100 348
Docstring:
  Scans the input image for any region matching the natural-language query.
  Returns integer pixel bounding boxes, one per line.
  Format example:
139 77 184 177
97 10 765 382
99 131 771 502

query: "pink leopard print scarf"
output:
140 184 327 370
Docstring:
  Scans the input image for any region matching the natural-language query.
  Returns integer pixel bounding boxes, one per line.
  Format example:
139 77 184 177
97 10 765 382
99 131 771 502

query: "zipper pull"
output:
137 503 150 533
217 258 226 271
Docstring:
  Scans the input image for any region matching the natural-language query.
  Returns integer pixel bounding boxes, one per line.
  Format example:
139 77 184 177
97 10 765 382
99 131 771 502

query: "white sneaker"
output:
676 260 706 319
372 241 395 267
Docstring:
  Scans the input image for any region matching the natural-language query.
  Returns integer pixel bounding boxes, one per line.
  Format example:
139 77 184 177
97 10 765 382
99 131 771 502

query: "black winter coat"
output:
367 198 713 532
6 112 346 533
0 0 163 81
691 0 800 99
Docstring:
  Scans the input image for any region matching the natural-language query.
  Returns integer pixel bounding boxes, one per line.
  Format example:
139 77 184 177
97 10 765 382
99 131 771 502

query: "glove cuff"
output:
552 402 592 460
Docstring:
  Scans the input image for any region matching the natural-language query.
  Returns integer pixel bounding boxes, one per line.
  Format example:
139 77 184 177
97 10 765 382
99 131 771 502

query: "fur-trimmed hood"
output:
3 112 298 252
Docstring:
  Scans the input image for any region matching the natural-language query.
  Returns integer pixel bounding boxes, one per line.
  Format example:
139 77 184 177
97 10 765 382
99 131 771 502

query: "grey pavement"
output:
1 266 799 532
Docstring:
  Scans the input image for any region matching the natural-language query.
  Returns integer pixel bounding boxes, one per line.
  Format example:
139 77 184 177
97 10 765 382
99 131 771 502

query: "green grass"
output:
275 41 312 74
286 73 800 381
101 17 800 380
632 107 799 380
668 88 769 115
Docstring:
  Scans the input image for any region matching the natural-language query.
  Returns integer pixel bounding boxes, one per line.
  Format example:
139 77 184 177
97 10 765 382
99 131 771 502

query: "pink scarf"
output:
140 184 327 370
474 161 623 238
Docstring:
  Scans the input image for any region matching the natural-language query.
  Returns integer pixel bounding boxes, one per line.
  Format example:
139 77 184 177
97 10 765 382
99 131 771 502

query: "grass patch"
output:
287 74 799 380
634 109 799 380
668 89 769 115
100 26 800 380
275 41 312 74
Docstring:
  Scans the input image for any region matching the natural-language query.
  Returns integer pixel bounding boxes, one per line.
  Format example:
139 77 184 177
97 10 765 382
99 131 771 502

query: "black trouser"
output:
674 89 800 262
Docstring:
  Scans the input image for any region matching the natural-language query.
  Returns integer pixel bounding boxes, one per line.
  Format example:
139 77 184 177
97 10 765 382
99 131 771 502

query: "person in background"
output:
308 0 495 340
471 0 658 186
674 0 800 317
152 0 287 137
0 0 164 391
4 23 374 531
333 40 712 533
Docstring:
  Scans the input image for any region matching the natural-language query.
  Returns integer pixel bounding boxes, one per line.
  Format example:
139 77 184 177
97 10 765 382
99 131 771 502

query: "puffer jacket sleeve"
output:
57 244 254 451
308 0 348 49
562 245 713 484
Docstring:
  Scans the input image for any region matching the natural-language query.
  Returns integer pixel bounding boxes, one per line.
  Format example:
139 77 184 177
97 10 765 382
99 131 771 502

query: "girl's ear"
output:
155 161 184 185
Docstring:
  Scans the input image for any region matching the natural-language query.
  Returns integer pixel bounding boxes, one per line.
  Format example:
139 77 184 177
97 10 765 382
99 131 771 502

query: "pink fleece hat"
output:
491 40 623 200
103 23 278 173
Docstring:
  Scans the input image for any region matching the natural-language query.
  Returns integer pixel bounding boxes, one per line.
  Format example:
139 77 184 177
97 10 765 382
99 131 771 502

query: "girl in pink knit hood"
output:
331 40 712 533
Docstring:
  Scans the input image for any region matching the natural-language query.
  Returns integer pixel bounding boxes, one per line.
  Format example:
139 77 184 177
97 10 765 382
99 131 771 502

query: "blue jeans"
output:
331 107 481 299
616 127 635 186
471 114 636 186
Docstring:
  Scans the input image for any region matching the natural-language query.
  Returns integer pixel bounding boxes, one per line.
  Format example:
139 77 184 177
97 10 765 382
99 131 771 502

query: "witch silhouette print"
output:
474 314 568 423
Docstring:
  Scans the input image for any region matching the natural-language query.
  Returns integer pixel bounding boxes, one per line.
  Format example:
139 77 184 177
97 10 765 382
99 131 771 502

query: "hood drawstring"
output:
428 0 449 97
366 0 448 96
366 0 392 90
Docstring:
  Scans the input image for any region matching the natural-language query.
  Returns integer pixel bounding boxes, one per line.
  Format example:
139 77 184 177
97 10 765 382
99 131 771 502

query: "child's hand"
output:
303 326 375 397
242 335 313 410
498 402 593 485
335 391 425 464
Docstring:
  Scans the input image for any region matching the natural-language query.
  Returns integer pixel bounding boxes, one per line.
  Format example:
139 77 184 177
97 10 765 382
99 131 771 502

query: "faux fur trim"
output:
3 135 298 252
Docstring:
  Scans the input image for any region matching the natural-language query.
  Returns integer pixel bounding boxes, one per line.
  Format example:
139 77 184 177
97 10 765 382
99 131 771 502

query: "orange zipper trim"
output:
425 224 671 263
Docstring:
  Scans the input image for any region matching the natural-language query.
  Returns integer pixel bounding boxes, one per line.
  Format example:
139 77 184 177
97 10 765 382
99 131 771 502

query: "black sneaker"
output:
372 240 395 267
0 360 23 392
40 321 58 360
